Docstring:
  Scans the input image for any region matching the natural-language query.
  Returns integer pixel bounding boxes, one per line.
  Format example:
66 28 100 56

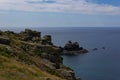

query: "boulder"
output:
6 46 14 53
0 36 10 45
58 69 76 80
20 29 41 41
41 35 53 45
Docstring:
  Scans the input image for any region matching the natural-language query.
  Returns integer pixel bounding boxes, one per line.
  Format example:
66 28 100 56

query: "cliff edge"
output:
0 29 83 80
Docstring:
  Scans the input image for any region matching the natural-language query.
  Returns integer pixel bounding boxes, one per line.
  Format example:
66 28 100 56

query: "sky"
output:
0 0 120 27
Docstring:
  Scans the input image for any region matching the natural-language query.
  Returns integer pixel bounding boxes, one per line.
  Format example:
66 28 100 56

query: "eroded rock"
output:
57 69 76 80
41 35 53 45
62 41 88 55
0 36 10 45
19 29 41 42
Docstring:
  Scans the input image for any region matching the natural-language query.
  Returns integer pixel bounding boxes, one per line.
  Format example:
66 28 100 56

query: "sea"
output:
1 27 120 80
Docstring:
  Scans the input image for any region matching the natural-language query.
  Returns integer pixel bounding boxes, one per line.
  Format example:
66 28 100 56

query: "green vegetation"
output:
0 44 10 57
0 29 78 80
0 55 64 80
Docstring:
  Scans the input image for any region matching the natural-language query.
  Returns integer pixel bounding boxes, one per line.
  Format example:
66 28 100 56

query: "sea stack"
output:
61 40 88 55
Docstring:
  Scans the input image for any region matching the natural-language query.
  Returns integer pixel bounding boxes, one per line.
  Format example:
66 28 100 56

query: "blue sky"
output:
0 0 120 27
86 0 120 6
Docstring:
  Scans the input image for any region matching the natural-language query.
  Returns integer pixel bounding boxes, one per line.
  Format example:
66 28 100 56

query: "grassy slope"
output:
0 40 65 80
0 30 69 80
0 55 65 80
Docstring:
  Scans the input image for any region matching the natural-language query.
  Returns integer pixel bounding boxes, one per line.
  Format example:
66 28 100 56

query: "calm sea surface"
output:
1 27 120 80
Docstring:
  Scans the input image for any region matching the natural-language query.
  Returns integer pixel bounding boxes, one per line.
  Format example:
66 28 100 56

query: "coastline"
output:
0 29 87 80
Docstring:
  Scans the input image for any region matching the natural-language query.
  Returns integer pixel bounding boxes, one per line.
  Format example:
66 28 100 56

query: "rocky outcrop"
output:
19 29 41 42
41 35 53 45
0 36 11 45
64 41 80 51
0 29 84 80
57 69 76 80
4 30 15 34
61 40 88 55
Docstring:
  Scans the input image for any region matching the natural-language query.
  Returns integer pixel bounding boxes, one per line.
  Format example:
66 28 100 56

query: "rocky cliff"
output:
60 40 88 55
0 29 82 80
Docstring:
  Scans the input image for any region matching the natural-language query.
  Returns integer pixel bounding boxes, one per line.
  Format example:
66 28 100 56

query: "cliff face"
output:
0 29 80 80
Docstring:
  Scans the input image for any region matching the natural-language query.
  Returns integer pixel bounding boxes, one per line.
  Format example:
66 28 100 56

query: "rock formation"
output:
61 40 88 55
0 36 11 45
0 29 80 80
64 41 80 51
41 35 53 45
19 29 41 42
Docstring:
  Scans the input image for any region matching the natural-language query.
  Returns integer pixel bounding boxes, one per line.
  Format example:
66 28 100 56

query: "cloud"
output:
0 0 120 15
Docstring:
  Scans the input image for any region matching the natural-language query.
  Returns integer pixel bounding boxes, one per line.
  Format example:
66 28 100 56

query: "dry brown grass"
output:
0 55 65 80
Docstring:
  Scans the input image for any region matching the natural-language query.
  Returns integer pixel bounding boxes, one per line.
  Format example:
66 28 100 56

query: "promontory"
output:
0 29 87 80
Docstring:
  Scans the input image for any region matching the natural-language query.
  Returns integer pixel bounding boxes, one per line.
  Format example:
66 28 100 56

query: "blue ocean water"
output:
39 27 120 80
1 27 120 80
